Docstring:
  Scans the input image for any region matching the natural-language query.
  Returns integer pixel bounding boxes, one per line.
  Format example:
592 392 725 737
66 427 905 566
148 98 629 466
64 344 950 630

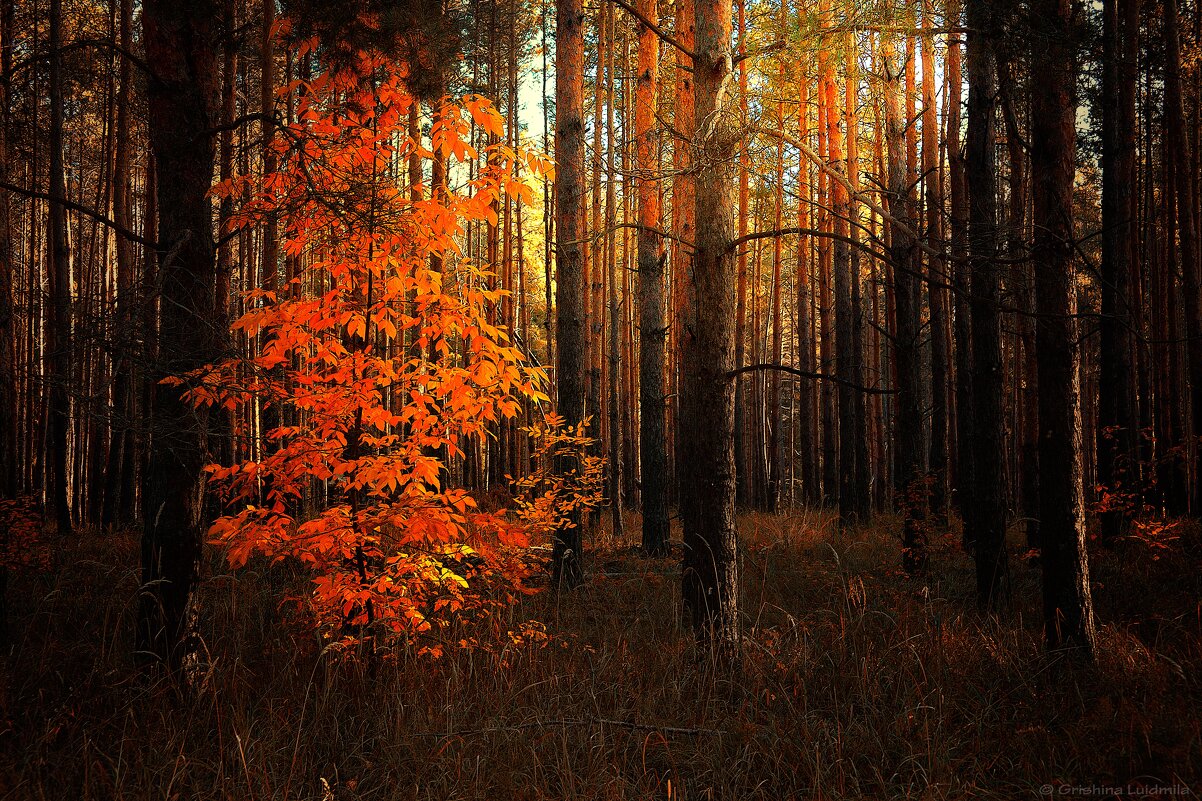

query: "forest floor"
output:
1 510 1199 800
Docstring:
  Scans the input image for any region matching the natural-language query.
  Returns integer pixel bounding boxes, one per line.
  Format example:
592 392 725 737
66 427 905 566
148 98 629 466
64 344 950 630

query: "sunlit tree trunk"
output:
604 1 623 542
670 0 694 503
733 0 750 508
768 58 786 514
795 52 818 507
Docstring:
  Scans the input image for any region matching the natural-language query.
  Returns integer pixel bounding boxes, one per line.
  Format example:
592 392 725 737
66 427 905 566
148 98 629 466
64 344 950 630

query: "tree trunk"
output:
681 0 738 654
137 0 221 671
605 2 623 544
670 0 694 505
947 0 974 539
922 7 949 525
1164 0 1201 513
551 0 587 588
1030 0 1096 655
795 54 818 507
46 0 72 534
965 0 1009 609
883 37 926 574
1096 0 1139 544
636 0 669 555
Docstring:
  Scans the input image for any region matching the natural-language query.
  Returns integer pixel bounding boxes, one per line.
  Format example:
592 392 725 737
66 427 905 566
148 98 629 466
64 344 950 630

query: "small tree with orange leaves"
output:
181 46 563 654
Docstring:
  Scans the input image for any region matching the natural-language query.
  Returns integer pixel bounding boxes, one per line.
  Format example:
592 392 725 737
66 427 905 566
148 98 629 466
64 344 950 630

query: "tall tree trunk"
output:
551 0 587 588
137 0 221 671
0 0 14 641
636 0 669 555
605 2 623 543
767 53 786 513
922 5 949 524
670 0 694 504
46 0 72 534
1096 0 1139 539
102 0 138 528
846 28 869 522
947 0 974 537
884 37 926 574
681 0 738 654
1164 0 1201 513
795 53 818 507
966 0 1009 609
1030 0 1096 655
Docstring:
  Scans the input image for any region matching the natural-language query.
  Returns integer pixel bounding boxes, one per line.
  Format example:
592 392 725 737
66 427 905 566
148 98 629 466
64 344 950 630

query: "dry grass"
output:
1 511 1199 800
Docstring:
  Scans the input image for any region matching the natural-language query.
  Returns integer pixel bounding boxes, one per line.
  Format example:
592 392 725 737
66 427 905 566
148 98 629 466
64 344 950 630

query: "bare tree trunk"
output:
552 0 587 588
137 0 221 671
846 29 869 522
101 0 139 528
635 0 669 555
966 0 1009 610
605 2 623 543
46 0 72 534
795 53 818 507
1164 0 1201 513
669 0 694 505
1097 0 1140 543
922 5 948 524
681 0 738 654
883 37 926 574
1030 0 1096 656
947 0 974 538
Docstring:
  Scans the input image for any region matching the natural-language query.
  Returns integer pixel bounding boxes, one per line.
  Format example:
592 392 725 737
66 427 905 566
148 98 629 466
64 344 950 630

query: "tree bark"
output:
46 0 72 534
137 0 221 671
681 0 739 654
947 0 974 539
636 0 669 555
1030 0 1096 655
1096 0 1139 544
965 0 1009 609
922 5 949 524
1164 0 1201 513
552 0 587 588
883 37 926 574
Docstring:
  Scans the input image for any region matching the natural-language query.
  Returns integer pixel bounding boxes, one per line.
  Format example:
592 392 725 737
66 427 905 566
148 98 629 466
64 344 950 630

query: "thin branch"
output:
196 111 276 144
727 363 897 395
0 180 158 248
756 125 942 260
607 0 695 61
5 38 154 82
728 226 890 264
734 39 786 65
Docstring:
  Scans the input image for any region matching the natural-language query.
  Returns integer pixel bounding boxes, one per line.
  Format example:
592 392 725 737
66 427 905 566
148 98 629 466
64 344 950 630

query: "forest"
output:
0 0 1199 796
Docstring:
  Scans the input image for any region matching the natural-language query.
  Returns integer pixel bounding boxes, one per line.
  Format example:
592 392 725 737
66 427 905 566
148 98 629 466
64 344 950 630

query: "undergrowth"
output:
0 511 1198 799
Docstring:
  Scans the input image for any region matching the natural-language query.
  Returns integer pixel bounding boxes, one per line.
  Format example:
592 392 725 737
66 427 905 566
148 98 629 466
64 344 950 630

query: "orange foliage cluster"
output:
180 48 572 653
510 412 606 538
